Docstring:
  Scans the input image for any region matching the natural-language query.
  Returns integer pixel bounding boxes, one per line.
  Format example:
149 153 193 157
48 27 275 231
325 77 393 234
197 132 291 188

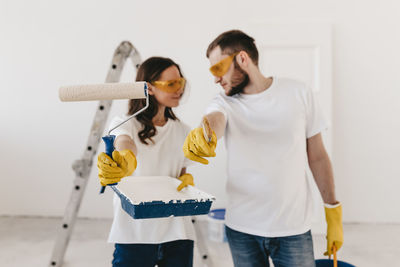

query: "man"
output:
183 30 343 267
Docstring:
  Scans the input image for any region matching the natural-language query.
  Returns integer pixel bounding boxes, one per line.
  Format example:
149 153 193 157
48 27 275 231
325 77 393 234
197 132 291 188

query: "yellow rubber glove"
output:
97 149 137 186
183 127 217 164
177 173 195 191
324 203 344 256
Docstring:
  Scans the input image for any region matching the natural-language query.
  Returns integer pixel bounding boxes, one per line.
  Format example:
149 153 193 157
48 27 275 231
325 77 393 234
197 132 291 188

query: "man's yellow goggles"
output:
151 77 186 93
209 52 239 77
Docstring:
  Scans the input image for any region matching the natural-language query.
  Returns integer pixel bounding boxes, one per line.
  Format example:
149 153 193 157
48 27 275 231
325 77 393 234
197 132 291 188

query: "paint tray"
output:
111 176 215 219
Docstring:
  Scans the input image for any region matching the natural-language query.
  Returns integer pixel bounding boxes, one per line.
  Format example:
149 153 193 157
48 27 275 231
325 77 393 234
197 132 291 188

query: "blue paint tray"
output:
110 176 215 219
315 259 355 267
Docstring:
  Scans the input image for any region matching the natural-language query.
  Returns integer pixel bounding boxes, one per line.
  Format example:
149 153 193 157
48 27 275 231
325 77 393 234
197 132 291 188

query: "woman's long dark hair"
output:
128 57 182 145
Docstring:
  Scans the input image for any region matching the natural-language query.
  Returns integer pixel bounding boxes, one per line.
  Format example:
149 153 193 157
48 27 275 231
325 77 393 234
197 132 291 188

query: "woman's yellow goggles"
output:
151 77 186 93
209 52 239 77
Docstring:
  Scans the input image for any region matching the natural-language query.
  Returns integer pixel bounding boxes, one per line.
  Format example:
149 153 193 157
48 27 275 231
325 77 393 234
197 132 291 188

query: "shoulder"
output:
178 120 191 135
210 91 238 107
212 91 230 103
272 77 311 103
274 77 308 93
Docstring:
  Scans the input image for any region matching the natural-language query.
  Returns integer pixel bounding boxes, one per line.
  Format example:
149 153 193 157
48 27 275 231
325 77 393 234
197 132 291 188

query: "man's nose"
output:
214 76 222 83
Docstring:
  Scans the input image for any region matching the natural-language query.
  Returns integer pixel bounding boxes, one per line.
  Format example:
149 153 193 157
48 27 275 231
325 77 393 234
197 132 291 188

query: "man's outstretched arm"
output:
205 111 227 140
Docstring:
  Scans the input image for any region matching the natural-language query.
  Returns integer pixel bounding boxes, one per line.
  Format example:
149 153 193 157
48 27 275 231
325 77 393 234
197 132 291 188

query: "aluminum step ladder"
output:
48 41 215 267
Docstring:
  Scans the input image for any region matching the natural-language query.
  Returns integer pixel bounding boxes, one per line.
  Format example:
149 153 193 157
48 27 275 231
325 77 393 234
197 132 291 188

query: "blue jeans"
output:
225 226 315 267
112 240 193 267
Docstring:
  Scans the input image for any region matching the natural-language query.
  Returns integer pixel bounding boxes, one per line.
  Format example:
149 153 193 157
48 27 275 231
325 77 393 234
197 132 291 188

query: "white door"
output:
242 22 333 234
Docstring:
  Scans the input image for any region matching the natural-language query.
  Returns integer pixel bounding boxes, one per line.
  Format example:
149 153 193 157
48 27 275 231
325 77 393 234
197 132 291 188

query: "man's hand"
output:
183 127 217 164
324 203 344 256
97 149 137 186
177 173 194 191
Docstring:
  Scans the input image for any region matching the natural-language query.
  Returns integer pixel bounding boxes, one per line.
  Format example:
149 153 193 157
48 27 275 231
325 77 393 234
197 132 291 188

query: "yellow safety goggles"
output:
151 77 186 93
209 52 239 77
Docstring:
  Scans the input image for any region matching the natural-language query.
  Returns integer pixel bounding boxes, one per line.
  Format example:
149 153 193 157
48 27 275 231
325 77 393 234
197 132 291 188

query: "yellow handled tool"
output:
202 117 213 142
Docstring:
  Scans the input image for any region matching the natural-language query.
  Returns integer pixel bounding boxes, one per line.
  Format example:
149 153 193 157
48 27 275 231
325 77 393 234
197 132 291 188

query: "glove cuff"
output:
324 203 342 223
118 149 137 176
119 149 135 158
179 173 193 180
324 202 341 209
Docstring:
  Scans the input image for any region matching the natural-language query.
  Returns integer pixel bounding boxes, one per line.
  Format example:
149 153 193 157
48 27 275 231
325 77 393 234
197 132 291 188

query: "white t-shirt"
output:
205 77 329 237
107 116 196 244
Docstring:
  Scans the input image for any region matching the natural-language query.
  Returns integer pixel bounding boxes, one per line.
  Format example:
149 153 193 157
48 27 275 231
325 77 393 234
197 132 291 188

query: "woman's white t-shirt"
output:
205 77 329 237
107 116 196 244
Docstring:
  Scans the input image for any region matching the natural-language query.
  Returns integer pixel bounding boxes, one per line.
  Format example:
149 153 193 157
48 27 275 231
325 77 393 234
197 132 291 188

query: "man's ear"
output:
236 51 250 68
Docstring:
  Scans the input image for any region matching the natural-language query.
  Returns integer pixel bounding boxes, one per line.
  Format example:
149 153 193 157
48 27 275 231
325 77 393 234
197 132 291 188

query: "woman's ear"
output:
147 83 155 95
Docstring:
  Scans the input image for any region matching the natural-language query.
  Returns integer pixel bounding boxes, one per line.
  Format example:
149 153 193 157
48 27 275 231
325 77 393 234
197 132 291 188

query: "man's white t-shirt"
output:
107 117 196 244
205 77 329 237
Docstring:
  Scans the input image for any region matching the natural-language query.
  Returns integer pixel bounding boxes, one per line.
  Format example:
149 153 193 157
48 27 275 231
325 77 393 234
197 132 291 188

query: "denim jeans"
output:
112 240 193 267
225 226 315 267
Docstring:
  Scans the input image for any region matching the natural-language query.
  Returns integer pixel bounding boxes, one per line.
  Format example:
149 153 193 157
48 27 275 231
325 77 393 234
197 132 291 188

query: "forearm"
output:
309 156 338 205
115 135 137 155
204 112 226 139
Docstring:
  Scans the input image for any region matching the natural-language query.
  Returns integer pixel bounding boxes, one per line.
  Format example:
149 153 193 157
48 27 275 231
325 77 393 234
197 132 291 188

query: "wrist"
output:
324 201 341 209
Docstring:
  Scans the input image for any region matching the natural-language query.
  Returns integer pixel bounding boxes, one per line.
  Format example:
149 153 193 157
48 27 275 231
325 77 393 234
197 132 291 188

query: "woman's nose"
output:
175 87 184 96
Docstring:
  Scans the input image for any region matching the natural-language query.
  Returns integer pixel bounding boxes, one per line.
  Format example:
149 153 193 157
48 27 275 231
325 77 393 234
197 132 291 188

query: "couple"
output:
97 29 344 267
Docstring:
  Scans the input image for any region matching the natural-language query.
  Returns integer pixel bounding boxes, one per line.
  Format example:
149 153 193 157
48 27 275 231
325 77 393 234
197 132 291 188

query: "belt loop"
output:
157 243 163 261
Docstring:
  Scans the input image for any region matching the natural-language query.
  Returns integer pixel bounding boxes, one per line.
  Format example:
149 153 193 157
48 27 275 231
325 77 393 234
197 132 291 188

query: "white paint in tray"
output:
114 176 215 205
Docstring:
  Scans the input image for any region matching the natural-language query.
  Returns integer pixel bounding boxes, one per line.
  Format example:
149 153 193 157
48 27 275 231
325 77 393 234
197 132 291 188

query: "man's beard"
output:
227 61 249 97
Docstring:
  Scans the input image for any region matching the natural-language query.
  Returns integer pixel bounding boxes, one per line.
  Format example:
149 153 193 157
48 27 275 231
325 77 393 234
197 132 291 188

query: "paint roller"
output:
59 82 148 102
59 81 149 193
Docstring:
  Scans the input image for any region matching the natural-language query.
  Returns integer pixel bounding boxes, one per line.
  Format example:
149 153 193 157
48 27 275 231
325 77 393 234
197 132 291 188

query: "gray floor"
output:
0 216 398 267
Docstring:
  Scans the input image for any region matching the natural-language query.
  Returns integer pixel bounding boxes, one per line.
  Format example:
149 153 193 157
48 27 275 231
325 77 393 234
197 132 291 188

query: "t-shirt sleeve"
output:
204 93 228 119
108 116 134 139
305 89 330 138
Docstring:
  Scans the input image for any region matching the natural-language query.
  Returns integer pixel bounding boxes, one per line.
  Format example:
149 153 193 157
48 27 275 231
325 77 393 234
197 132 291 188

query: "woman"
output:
97 57 195 267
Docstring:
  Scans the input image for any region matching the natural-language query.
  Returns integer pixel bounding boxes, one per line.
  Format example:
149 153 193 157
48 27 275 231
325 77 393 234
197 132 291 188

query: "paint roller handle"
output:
202 117 213 143
103 135 116 158
99 135 117 194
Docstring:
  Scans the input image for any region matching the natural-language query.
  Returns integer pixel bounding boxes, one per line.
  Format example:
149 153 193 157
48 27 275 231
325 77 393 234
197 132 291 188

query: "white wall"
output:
1 0 399 223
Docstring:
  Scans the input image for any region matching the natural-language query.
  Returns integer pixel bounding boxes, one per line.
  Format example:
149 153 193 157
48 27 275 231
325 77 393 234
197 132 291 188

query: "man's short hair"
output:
206 30 259 66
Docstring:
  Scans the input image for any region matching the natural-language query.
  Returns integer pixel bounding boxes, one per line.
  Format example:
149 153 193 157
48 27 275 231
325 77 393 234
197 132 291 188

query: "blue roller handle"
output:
99 135 117 194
